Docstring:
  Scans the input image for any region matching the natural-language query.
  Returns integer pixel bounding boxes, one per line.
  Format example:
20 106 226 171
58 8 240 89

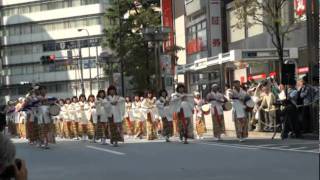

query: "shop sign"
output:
298 67 309 74
209 0 222 56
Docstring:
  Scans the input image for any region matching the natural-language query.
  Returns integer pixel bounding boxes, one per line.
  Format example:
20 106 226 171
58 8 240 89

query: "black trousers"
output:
281 104 301 138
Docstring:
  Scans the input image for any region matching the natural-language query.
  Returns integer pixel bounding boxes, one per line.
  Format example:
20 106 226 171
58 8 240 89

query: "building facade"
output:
0 0 111 104
172 0 318 94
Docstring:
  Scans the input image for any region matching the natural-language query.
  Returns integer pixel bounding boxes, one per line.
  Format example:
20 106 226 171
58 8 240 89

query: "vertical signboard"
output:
162 0 174 51
209 0 222 56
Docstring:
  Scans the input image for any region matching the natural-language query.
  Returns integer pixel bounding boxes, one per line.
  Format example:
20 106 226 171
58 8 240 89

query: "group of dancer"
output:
4 80 254 149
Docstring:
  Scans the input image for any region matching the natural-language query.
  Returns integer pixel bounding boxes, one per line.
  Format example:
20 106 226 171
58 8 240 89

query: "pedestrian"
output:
207 84 225 140
96 90 109 144
259 85 277 132
194 91 206 140
156 89 173 142
171 83 194 144
56 99 65 138
227 80 249 142
281 83 301 139
297 78 313 133
106 85 125 147
141 91 158 140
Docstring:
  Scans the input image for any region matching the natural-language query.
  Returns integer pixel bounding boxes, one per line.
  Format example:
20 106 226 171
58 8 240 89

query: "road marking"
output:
86 146 126 156
200 142 319 154
289 147 308 150
277 146 289 148
258 144 277 147
198 142 258 150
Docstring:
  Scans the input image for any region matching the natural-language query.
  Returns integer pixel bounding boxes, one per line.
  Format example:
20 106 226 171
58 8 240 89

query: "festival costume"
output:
194 97 207 138
207 92 225 138
141 97 158 140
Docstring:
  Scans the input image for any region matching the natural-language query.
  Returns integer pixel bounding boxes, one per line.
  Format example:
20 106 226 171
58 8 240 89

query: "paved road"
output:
12 137 319 180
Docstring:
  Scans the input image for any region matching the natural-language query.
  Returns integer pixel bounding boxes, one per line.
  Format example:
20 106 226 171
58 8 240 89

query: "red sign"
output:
269 72 277 77
162 0 174 51
294 0 306 16
248 73 267 80
298 67 309 74
186 38 204 55
49 54 56 62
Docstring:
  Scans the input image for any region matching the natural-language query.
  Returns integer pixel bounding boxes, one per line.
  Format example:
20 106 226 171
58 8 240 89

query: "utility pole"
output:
118 0 125 96
78 40 85 95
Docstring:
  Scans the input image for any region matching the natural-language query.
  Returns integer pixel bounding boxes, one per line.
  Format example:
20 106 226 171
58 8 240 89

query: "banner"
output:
209 0 222 56
162 0 174 51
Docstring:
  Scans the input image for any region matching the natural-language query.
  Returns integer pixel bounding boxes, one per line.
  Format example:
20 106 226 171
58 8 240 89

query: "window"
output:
186 20 207 58
227 8 245 42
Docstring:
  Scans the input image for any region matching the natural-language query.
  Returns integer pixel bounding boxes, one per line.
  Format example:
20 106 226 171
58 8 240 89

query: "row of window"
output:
1 0 101 17
1 16 102 37
1 59 97 76
3 38 102 56
186 20 208 62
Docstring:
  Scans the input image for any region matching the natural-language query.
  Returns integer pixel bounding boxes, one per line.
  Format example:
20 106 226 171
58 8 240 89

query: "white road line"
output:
289 147 308 150
258 144 278 147
277 146 289 148
198 142 258 150
86 146 126 156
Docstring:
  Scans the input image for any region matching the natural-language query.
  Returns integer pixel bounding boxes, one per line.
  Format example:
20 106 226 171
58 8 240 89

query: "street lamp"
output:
143 27 170 89
77 28 92 95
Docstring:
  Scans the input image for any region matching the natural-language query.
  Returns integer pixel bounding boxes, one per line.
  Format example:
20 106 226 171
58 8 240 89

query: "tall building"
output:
0 0 110 104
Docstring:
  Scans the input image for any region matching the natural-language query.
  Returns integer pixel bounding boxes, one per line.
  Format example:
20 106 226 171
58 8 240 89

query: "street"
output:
12 137 319 180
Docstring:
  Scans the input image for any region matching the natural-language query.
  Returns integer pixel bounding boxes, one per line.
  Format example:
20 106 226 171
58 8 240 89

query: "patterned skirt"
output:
211 114 225 138
39 124 50 138
124 117 135 135
146 113 157 140
96 122 108 139
64 121 74 139
234 118 248 139
88 121 95 139
177 113 193 139
72 121 80 137
162 117 173 137
196 117 207 136
108 119 124 143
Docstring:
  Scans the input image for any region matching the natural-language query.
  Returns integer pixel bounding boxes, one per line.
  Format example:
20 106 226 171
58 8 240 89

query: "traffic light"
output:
40 54 56 64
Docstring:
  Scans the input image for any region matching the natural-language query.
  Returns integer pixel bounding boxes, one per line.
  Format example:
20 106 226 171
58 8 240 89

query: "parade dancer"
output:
96 90 109 144
79 95 90 141
106 86 125 147
70 96 80 140
206 84 226 141
64 98 74 139
56 99 65 138
124 97 134 137
132 96 144 139
227 80 249 142
171 84 194 144
194 91 206 140
156 89 172 142
37 86 51 149
87 95 97 141
141 91 158 140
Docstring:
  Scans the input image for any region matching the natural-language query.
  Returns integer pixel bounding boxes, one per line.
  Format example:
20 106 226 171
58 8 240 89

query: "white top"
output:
106 95 125 123
141 97 158 121
171 93 194 118
207 91 224 115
